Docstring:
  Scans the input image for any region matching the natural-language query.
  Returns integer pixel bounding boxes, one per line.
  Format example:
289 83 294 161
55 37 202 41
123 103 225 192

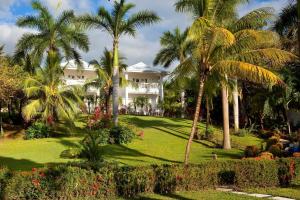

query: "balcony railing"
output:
127 83 160 94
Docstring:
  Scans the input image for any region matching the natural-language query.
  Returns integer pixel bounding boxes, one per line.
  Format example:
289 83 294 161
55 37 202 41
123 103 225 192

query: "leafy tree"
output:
79 0 160 126
22 52 83 124
133 96 150 114
85 48 127 117
15 0 89 66
174 12 296 164
154 27 192 118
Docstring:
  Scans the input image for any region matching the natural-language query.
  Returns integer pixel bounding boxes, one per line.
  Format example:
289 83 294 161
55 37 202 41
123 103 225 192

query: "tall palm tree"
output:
22 52 83 124
274 1 298 54
85 48 127 117
15 0 89 66
174 13 296 164
153 27 192 118
79 0 160 126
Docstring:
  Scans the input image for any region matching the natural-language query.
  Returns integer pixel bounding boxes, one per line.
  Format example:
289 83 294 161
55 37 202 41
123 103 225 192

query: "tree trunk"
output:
222 85 231 150
233 79 239 133
205 95 210 138
184 77 205 165
112 40 120 126
181 91 185 118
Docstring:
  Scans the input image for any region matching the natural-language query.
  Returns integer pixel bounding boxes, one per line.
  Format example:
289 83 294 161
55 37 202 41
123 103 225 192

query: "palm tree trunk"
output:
112 40 120 126
181 91 185 118
222 84 231 150
184 77 205 165
205 95 210 138
233 79 239 133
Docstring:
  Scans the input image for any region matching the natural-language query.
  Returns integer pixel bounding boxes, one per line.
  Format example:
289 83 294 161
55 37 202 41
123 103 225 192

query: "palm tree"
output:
22 52 83 124
154 27 192 118
85 48 127 117
15 0 89 66
274 1 298 54
79 0 160 126
174 13 296 164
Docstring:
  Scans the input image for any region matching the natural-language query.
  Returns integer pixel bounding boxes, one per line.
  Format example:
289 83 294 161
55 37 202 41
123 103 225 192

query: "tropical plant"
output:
85 48 127 117
79 0 160 126
133 96 151 114
273 1 298 54
154 27 192 118
22 52 83 124
14 0 89 66
174 10 296 164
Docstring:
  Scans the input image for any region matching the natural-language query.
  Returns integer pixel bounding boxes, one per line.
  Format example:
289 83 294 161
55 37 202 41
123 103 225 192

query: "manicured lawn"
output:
120 190 259 200
0 115 263 170
246 187 300 200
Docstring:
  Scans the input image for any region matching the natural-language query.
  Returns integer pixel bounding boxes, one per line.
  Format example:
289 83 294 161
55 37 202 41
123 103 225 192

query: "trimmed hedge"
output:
1 159 299 199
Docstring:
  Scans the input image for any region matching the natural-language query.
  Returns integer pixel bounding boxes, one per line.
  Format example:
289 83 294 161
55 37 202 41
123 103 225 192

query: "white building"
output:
62 60 168 113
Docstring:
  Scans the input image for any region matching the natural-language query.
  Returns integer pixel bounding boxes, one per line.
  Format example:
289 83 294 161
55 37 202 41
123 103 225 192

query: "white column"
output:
159 75 164 102
125 73 129 106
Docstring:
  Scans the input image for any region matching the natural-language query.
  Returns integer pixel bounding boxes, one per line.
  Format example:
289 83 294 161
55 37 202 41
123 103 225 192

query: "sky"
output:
0 0 290 67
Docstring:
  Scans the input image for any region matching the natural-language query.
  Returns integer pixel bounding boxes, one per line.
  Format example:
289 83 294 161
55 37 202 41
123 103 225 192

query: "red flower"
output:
32 168 37 172
39 172 46 178
32 179 40 187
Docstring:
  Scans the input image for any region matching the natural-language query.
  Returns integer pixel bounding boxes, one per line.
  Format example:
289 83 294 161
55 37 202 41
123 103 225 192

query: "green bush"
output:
0 167 10 199
115 166 155 198
109 126 136 144
236 129 248 137
2 159 300 199
269 144 282 158
25 122 50 140
244 145 260 158
80 130 109 162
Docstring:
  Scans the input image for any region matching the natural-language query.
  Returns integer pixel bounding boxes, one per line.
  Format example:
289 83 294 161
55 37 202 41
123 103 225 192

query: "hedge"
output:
1 159 299 199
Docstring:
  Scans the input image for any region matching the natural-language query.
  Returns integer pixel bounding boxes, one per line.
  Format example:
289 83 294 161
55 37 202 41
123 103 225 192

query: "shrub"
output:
60 148 81 159
80 130 109 162
24 122 50 140
244 145 260 158
277 159 294 187
234 160 279 188
259 152 274 160
266 136 280 150
269 144 282 158
0 167 10 199
204 126 215 140
109 126 136 144
115 166 155 198
153 165 176 194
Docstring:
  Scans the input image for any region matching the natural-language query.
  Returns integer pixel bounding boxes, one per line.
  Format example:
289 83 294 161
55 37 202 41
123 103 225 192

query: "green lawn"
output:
245 187 300 200
120 190 260 200
0 115 263 171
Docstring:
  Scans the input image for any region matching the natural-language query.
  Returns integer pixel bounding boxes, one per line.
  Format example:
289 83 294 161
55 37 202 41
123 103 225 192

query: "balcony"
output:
127 83 160 94
64 79 86 86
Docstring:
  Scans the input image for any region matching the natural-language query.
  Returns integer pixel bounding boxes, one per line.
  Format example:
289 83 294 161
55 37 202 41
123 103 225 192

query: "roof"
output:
126 62 168 75
61 59 96 71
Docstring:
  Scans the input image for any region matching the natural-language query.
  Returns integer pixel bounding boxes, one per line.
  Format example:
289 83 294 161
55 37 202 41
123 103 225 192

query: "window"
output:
72 76 75 79
68 75 71 78
82 76 85 79
136 79 139 83
145 79 148 83
133 78 135 82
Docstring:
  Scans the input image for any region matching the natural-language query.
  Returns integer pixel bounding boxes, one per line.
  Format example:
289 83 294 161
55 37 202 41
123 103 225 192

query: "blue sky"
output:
0 0 290 66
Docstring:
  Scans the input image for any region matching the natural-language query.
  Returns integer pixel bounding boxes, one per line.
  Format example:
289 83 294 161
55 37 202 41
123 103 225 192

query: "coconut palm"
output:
173 12 296 164
79 0 160 126
15 0 89 66
154 27 192 118
274 1 298 54
84 48 127 117
22 52 83 124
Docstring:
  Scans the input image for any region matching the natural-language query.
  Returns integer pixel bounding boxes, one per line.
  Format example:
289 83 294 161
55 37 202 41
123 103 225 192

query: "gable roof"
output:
61 59 96 71
126 62 168 75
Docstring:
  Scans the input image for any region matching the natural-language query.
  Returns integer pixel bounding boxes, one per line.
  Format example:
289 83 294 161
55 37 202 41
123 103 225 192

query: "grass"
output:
120 190 260 200
0 115 263 171
245 186 300 200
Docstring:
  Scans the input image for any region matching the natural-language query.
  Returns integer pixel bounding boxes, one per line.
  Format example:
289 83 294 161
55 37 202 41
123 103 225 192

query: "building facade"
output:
62 60 167 113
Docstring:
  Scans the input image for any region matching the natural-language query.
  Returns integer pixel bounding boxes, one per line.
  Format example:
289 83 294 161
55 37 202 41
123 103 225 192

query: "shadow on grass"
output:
131 193 194 200
102 144 182 164
0 156 44 171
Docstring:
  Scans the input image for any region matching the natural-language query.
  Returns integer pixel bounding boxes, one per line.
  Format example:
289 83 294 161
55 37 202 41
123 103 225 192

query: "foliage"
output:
14 0 89 66
244 146 260 158
109 126 136 144
80 130 109 162
25 122 50 140
3 159 300 198
22 53 84 124
133 96 151 111
0 167 10 199
236 129 249 137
